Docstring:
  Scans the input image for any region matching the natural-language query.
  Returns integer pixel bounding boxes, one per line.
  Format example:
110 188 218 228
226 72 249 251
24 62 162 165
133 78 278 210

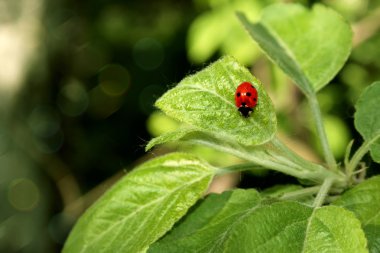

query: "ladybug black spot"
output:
236 92 241 97
241 102 246 106
246 92 251 97
253 98 257 101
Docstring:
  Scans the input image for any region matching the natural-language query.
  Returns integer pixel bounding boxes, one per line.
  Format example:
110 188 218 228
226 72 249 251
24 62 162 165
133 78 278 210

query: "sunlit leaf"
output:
333 176 380 252
237 3 352 94
354 81 380 163
63 153 216 253
150 190 367 253
302 206 367 253
155 56 277 146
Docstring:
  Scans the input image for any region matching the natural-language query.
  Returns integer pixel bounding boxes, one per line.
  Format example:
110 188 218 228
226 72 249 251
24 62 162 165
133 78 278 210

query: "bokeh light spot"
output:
57 80 89 117
324 115 351 159
99 64 130 96
133 38 164 70
147 111 180 137
28 105 60 138
88 86 123 119
8 178 40 211
0 131 10 156
34 130 64 154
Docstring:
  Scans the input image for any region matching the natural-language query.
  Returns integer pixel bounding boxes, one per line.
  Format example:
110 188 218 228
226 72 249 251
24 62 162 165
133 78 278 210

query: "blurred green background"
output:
1 0 380 252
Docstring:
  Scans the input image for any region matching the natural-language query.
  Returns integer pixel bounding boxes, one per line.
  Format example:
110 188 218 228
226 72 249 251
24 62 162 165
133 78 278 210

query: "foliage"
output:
63 3 380 252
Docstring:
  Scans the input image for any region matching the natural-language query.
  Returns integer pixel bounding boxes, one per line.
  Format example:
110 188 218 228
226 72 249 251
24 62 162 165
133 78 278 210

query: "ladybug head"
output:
238 106 253 118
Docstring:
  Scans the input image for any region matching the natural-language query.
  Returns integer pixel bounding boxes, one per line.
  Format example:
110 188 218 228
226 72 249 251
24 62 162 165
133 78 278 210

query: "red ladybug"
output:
235 82 258 117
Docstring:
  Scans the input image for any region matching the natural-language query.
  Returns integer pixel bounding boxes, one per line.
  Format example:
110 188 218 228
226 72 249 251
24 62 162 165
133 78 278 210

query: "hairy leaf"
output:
146 127 197 151
63 153 216 253
149 189 262 253
333 176 380 252
155 56 277 146
302 206 367 253
237 4 352 94
354 81 380 163
150 190 367 253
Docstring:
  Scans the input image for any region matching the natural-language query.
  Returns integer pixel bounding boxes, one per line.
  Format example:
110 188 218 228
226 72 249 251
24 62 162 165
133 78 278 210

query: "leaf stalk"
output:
307 93 337 170
313 177 334 207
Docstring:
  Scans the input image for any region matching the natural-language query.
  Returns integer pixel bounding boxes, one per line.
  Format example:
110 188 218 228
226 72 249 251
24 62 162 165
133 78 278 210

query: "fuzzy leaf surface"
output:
238 4 352 94
149 190 367 253
155 56 276 146
63 153 216 253
334 176 380 252
354 81 380 163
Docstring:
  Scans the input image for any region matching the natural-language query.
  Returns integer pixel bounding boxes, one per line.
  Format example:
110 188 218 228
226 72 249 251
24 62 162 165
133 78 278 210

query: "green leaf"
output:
237 3 352 94
63 153 216 253
149 189 262 253
146 127 197 151
354 81 380 163
333 176 380 253
150 190 367 253
303 206 367 253
155 56 277 146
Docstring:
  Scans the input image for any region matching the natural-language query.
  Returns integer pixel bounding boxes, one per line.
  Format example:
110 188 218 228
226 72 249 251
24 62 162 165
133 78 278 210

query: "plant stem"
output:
279 186 321 201
307 93 337 170
346 135 380 178
270 137 346 187
271 137 314 167
313 177 334 207
191 138 346 187
217 163 263 175
344 139 354 168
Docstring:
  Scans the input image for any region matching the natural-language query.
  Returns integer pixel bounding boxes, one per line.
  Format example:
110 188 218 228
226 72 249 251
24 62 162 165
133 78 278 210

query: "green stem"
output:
346 135 380 179
217 163 263 175
191 139 306 178
271 137 315 168
279 186 321 201
313 177 334 207
191 138 345 186
344 140 354 168
270 137 345 187
308 93 337 170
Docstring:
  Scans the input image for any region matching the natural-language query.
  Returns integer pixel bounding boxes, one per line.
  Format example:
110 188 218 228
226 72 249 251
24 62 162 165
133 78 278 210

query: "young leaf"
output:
237 4 352 94
333 176 380 253
354 81 380 163
155 56 277 146
63 153 216 253
149 190 367 253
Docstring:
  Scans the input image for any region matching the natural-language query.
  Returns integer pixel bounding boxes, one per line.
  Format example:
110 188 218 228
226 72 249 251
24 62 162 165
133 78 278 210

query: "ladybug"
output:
235 82 258 117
